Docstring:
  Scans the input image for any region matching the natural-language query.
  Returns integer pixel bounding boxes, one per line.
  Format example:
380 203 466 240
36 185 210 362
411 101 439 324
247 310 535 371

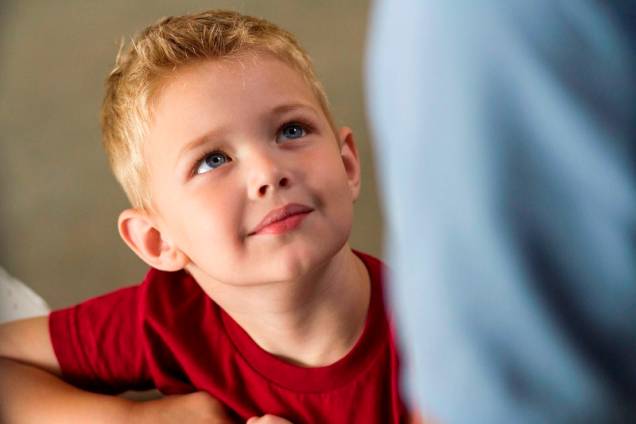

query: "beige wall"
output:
0 0 383 309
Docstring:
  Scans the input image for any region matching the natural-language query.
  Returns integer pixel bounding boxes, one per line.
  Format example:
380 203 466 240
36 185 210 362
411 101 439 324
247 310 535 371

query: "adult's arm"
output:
367 1 636 422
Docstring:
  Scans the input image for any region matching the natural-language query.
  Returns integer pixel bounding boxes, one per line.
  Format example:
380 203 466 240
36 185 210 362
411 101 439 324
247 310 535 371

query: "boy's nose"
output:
255 175 290 197
247 152 291 199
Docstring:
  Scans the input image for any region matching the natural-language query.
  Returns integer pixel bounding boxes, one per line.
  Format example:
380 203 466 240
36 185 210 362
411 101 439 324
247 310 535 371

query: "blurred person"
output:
367 1 636 423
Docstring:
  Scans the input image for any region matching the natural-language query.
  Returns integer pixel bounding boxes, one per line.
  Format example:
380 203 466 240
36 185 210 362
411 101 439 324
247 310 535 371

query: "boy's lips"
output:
249 203 314 236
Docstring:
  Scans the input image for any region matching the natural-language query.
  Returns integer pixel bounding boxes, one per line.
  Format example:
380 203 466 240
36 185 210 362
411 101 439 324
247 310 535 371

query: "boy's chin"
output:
258 239 350 283
193 241 349 287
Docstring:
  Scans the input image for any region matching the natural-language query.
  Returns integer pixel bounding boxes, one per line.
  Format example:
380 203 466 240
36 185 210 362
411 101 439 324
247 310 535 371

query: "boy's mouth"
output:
249 203 314 236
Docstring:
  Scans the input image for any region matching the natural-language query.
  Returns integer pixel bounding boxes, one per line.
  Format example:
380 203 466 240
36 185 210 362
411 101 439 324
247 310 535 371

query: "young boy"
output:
0 10 407 423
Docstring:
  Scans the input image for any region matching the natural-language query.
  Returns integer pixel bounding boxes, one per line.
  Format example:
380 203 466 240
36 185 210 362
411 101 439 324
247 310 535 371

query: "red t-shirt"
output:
49 251 407 423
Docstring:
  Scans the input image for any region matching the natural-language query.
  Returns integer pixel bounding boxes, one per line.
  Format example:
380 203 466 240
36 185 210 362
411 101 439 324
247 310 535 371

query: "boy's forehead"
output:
143 52 329 164
158 52 314 104
152 54 318 124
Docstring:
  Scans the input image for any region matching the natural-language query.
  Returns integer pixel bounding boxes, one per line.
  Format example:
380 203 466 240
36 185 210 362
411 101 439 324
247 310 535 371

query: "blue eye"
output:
279 123 306 141
195 151 231 174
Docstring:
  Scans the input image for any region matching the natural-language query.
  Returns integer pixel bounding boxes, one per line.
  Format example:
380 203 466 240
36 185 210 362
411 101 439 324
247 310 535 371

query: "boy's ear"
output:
118 208 189 272
337 127 361 201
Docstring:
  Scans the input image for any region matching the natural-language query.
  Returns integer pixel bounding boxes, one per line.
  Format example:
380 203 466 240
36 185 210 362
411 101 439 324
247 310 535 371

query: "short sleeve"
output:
49 284 153 393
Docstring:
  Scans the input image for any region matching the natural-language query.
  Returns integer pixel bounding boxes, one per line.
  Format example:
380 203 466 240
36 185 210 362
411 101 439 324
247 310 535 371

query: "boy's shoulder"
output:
139 267 216 324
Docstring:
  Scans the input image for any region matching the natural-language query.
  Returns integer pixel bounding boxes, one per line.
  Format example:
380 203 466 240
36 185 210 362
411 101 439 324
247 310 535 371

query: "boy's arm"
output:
0 355 133 423
0 317 59 375
0 316 130 423
0 317 233 423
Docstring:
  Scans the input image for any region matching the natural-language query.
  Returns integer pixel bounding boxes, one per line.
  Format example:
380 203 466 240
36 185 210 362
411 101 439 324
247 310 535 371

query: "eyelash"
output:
190 120 314 177
278 120 313 139
191 149 229 176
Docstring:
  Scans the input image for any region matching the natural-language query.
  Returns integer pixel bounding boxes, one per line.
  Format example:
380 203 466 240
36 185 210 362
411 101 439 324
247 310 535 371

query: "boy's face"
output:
142 52 360 287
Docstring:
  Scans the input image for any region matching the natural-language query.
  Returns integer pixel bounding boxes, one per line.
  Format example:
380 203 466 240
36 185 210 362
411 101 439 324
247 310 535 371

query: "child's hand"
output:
128 391 234 423
246 415 293 424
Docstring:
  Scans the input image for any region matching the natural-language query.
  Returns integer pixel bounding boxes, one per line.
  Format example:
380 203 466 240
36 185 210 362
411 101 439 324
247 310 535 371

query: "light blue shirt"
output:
366 1 636 422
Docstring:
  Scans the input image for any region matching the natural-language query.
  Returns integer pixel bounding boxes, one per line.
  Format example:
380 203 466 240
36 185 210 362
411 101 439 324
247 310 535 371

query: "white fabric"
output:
0 267 49 323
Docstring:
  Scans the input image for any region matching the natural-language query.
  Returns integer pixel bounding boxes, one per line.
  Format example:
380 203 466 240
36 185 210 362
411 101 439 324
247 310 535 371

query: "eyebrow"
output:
176 125 228 168
176 102 320 165
270 102 320 117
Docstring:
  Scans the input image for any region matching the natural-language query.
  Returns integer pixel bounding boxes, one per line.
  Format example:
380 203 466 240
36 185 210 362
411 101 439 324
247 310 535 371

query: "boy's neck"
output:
194 246 371 367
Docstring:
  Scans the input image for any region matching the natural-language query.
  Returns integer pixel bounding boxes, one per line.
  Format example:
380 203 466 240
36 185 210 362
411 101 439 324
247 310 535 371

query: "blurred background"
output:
0 0 381 309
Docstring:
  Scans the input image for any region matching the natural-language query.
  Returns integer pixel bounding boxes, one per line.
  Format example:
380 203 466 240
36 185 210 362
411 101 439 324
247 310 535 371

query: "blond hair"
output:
101 10 333 208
